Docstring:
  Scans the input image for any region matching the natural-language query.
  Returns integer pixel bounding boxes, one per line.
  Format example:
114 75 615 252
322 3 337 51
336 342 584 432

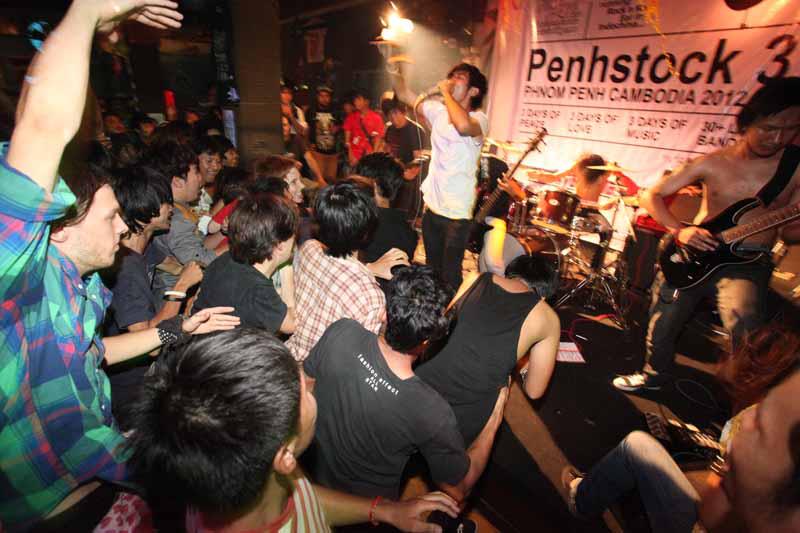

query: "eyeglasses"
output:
753 123 800 135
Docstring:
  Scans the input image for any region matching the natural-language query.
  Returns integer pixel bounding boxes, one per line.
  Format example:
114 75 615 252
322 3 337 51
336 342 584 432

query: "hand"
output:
176 260 203 290
377 492 459 533
496 175 527 202
94 0 183 33
182 306 240 335
367 248 410 280
437 79 454 97
676 226 717 252
403 166 421 181
349 154 358 167
281 103 292 118
492 384 510 417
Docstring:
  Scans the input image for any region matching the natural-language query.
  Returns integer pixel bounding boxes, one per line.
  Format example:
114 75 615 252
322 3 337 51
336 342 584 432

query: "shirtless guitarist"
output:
614 77 800 392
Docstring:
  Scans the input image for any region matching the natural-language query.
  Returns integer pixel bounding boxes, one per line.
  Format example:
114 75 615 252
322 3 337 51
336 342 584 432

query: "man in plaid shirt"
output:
288 181 409 362
0 2 238 530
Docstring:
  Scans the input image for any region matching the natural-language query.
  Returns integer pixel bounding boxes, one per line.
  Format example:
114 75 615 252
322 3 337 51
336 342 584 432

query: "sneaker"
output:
612 371 668 392
561 466 584 517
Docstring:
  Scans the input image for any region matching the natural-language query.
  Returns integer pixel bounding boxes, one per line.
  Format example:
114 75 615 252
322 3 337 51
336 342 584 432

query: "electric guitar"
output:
658 198 800 290
466 129 547 253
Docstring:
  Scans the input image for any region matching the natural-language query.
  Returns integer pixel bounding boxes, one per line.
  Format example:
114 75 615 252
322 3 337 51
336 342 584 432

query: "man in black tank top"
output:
417 255 561 444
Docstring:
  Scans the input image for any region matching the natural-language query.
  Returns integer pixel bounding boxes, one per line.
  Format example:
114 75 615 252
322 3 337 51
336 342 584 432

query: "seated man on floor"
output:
128 328 459 532
287 180 408 361
0 2 240 529
193 192 297 334
304 266 508 503
355 152 418 292
105 164 204 428
417 255 560 444
563 325 800 533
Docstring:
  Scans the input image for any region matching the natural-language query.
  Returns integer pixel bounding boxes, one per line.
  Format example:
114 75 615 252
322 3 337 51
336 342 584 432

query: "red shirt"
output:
343 110 385 163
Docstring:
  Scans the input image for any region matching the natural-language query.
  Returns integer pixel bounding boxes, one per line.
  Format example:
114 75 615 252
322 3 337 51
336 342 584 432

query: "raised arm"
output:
7 0 182 192
437 80 483 138
391 64 418 108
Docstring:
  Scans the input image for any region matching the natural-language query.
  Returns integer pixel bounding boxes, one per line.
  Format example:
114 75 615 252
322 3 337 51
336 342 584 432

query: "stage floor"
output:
398 239 800 532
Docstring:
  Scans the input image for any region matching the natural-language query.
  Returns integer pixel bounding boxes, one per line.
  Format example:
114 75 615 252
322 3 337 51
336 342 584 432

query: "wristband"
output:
156 316 186 347
368 496 382 526
164 290 187 302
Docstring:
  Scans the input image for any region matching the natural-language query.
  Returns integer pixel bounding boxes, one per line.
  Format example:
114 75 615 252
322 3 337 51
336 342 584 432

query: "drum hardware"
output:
554 194 634 330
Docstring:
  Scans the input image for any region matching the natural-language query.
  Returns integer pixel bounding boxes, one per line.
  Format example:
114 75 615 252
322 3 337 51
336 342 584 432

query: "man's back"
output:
287 239 385 361
303 319 469 498
193 252 287 333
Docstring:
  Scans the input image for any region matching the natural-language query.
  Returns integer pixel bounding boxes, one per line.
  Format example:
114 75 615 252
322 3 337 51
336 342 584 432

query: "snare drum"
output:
532 189 579 235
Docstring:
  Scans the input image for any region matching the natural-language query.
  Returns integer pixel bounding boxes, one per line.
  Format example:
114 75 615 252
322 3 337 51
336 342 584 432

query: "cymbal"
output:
484 138 526 153
586 163 634 173
622 195 640 207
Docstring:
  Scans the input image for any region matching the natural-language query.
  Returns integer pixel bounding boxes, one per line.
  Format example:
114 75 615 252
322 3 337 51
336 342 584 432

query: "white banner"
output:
487 0 800 185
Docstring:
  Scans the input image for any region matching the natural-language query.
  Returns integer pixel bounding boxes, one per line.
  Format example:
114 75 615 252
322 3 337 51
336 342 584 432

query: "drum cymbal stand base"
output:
555 261 629 330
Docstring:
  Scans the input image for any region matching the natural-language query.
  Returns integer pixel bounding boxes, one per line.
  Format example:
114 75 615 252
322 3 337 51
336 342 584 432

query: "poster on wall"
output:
487 0 800 185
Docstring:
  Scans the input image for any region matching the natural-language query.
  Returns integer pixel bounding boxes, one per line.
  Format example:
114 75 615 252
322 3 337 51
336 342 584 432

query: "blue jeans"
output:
422 210 471 291
575 431 700 533
645 261 772 374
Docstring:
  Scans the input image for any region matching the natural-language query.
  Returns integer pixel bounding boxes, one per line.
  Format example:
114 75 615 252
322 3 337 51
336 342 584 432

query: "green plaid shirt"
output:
0 156 128 530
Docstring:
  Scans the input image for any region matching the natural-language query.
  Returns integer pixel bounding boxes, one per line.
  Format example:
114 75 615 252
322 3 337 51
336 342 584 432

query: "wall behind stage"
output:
486 0 799 186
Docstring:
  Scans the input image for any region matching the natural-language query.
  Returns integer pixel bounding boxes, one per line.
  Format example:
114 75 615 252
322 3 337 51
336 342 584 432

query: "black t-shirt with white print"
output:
304 319 469 498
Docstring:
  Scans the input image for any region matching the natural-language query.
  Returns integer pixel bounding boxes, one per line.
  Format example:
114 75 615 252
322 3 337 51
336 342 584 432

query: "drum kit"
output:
479 140 638 328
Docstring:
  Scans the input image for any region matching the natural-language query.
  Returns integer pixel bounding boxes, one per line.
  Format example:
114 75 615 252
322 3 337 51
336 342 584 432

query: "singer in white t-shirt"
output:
393 63 489 290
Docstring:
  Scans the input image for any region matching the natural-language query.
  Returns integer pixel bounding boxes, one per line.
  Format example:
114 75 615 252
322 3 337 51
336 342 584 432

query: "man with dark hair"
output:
614 76 800 392
304 265 508 503
384 98 428 221
343 90 385 167
194 193 298 334
287 181 388 361
129 328 459 531
565 362 800 532
193 134 223 216
150 140 223 300
307 85 340 183
417 255 559 444
356 153 418 289
0 2 239 529
106 165 204 428
393 62 489 290
281 83 308 137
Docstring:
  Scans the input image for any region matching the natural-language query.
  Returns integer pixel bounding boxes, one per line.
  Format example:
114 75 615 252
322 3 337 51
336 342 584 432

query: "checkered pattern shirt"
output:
287 240 385 362
0 157 128 530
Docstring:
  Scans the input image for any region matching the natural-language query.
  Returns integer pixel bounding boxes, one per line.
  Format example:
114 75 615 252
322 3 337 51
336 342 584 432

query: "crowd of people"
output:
2 1 800 533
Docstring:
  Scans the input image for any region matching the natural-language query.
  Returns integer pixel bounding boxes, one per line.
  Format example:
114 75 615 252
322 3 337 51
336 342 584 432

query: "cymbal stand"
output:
555 196 630 330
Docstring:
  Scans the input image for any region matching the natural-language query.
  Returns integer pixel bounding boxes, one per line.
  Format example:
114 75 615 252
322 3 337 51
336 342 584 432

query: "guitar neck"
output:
719 202 800 244
475 187 506 224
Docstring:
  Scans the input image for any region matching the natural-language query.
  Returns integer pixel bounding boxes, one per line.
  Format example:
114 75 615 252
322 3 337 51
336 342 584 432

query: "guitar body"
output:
658 198 764 290
467 220 492 253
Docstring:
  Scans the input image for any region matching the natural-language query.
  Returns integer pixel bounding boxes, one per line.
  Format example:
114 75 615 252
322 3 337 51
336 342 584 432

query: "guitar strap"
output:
756 144 800 206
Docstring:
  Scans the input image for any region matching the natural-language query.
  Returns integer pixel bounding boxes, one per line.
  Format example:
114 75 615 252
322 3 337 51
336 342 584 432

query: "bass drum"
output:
478 226 564 291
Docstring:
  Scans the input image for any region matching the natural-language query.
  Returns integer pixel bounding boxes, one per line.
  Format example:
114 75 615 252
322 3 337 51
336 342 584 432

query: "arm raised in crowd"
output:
7 0 182 192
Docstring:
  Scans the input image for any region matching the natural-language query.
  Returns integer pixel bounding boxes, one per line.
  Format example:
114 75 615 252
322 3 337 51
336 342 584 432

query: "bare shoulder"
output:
522 298 560 338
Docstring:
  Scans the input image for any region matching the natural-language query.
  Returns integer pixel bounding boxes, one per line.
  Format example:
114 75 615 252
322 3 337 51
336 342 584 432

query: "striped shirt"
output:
185 472 330 532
